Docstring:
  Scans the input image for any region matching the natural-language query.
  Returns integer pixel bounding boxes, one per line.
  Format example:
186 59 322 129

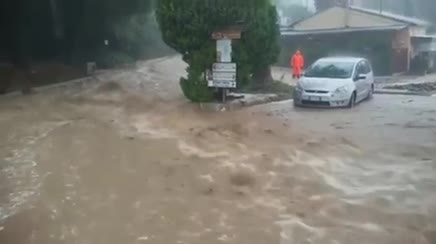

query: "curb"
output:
0 75 99 99
199 94 282 112
374 89 434 96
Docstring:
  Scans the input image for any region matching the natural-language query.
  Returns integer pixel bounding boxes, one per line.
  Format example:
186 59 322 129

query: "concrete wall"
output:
415 41 436 52
391 28 411 73
412 37 436 57
392 28 411 49
409 26 427 36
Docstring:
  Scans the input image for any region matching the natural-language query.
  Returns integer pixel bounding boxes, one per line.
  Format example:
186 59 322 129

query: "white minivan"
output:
293 57 375 108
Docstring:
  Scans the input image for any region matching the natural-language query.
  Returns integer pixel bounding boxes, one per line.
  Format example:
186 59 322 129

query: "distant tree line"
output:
0 0 172 69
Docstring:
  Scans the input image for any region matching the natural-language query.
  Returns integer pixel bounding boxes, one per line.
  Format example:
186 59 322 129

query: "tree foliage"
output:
156 0 280 102
314 0 347 12
1 0 161 67
66 0 157 66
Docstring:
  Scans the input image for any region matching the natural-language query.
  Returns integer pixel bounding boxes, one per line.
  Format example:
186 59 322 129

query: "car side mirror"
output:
354 74 367 81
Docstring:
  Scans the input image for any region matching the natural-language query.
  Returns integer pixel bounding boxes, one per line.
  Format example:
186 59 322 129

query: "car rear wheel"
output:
347 92 356 108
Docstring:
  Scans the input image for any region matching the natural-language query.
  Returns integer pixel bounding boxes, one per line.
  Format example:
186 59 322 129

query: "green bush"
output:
156 0 280 102
179 46 215 102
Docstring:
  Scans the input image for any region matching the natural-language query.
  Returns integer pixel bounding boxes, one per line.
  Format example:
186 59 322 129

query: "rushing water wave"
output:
1 57 435 244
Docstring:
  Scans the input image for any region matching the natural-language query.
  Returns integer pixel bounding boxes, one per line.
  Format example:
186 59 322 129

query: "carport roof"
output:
350 6 431 27
283 6 429 36
281 25 406 36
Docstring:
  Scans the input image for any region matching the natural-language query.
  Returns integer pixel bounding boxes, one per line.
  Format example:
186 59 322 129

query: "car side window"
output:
366 61 373 74
362 61 371 74
355 62 365 75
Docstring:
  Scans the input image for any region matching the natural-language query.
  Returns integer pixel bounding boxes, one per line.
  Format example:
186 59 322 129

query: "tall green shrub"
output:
156 0 280 102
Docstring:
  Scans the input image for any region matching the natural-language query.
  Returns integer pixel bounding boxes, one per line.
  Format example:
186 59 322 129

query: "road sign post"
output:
211 26 243 103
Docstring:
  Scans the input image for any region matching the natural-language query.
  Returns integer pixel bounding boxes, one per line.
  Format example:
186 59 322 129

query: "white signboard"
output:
208 62 237 88
216 39 232 62
213 63 236 72
208 80 236 88
212 72 236 81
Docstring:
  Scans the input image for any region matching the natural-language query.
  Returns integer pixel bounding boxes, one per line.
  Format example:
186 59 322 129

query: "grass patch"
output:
239 80 294 99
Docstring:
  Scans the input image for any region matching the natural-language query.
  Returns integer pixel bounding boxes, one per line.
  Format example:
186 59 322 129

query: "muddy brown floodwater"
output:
1 56 436 244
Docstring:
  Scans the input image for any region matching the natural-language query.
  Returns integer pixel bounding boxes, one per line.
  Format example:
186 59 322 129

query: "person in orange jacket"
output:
290 49 305 79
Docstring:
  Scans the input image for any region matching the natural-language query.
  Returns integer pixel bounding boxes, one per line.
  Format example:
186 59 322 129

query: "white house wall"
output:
409 26 427 36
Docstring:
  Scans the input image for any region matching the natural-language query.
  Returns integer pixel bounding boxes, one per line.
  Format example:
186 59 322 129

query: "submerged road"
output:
258 95 436 243
265 95 436 153
0 56 435 244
